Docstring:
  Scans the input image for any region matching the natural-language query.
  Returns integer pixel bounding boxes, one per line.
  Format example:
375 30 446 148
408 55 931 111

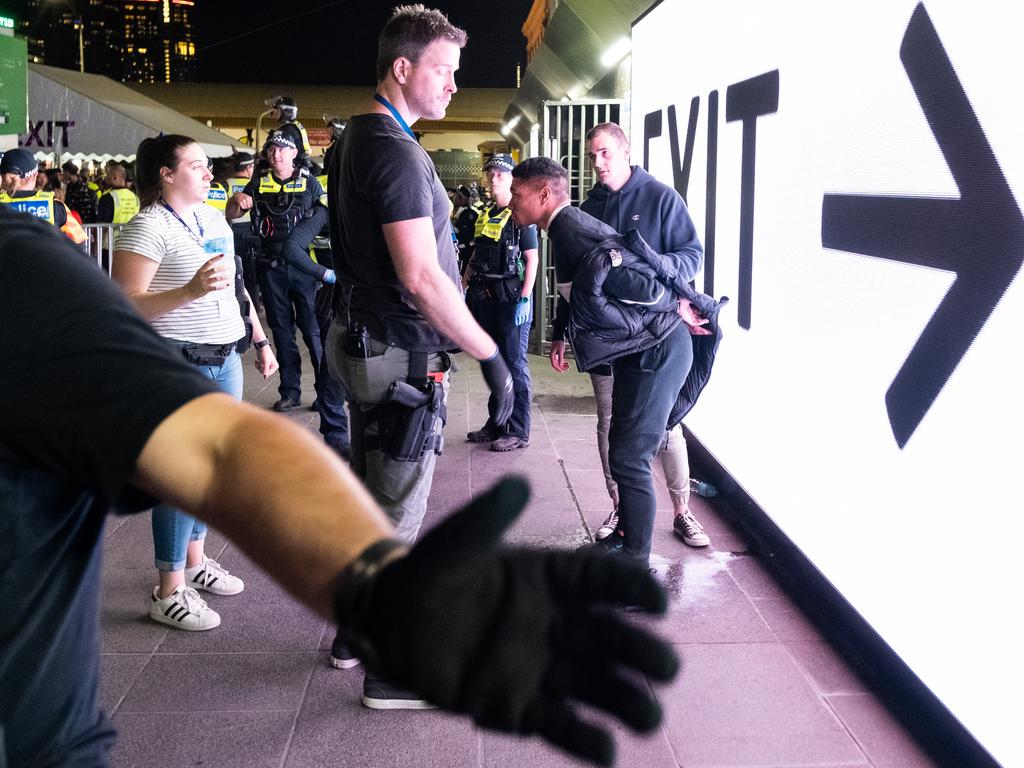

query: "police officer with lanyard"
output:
226 130 326 413
462 154 538 452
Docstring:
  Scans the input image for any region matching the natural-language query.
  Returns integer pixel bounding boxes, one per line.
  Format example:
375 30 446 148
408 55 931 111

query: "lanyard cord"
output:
159 200 205 245
373 93 417 141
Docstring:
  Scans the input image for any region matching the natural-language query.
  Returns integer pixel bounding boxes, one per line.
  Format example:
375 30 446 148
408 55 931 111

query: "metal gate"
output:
531 99 621 353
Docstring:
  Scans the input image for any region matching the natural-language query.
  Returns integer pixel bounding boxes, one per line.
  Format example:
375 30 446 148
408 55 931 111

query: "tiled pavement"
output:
100 351 939 768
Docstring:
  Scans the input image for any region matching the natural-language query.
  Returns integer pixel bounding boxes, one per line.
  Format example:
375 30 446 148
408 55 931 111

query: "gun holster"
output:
368 379 446 462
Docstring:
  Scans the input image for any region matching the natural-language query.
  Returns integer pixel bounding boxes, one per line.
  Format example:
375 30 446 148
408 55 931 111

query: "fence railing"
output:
83 223 123 275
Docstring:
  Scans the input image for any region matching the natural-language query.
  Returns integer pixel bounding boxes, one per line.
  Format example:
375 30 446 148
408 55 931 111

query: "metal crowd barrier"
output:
83 223 122 275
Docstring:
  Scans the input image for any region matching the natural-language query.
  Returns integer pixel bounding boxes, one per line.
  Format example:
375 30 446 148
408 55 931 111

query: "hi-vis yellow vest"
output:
226 177 250 196
2 190 57 224
101 188 140 223
257 174 307 194
205 182 228 212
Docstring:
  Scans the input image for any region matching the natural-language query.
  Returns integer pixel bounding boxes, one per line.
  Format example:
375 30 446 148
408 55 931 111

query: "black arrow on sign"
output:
821 2 1024 448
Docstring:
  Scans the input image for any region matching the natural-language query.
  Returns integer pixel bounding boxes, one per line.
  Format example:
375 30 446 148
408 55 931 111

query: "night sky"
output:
4 0 535 87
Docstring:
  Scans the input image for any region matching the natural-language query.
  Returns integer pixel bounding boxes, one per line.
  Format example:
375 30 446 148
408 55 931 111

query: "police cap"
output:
1 148 38 177
483 153 515 173
266 130 297 151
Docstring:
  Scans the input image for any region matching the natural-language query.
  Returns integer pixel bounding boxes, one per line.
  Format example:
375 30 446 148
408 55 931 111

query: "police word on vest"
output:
3 191 56 224
226 177 250 196
205 182 228 212
473 206 520 278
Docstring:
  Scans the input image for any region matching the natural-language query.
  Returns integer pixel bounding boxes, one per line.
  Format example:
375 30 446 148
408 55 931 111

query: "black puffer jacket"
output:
568 228 728 427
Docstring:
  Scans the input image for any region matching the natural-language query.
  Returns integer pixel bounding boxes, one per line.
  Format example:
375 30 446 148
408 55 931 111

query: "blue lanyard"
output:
374 93 417 141
160 200 205 244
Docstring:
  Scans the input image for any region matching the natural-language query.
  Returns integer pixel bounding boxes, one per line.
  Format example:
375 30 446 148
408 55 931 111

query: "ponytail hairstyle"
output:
134 134 196 207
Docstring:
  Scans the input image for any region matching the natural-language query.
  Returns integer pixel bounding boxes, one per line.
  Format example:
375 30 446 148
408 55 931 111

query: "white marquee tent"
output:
23 63 236 164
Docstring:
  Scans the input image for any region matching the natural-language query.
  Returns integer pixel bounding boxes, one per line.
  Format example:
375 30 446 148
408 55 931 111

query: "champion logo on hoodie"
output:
631 214 640 221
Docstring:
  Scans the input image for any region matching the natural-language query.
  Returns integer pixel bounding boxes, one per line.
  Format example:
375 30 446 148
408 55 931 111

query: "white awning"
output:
24 64 237 160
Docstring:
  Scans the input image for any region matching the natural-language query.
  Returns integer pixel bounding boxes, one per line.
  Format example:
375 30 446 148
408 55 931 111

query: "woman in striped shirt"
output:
113 134 279 631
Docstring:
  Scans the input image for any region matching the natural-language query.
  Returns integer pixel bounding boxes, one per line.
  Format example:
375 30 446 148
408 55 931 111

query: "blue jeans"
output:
608 324 693 561
467 292 532 439
152 350 243 571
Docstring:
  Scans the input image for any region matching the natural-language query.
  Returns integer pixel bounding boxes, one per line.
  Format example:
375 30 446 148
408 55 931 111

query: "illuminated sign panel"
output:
632 2 1022 765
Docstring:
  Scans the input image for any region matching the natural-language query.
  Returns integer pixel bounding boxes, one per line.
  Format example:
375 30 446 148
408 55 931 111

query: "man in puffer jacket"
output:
551 122 712 547
510 157 726 567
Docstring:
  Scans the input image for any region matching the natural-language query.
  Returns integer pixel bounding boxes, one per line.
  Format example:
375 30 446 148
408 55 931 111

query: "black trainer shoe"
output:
272 397 300 412
362 674 436 710
330 633 360 669
466 425 500 443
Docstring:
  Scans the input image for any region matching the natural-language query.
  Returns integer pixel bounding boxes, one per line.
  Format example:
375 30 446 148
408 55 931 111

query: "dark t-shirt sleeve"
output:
520 224 538 251
372 140 438 224
0 211 218 507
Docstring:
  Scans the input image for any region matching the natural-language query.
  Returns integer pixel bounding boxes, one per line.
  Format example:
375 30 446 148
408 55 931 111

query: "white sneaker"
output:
150 585 221 631
595 508 619 540
673 511 710 547
185 556 244 596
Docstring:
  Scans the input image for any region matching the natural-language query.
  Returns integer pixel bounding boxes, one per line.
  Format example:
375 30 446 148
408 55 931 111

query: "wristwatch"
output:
254 339 270 350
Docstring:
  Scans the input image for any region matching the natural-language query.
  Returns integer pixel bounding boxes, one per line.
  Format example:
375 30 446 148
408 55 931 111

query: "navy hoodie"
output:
552 166 704 340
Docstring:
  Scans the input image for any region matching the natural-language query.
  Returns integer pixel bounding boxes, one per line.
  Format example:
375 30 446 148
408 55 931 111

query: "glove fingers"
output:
586 613 680 682
570 664 664 733
413 476 530 560
534 700 616 767
569 551 669 614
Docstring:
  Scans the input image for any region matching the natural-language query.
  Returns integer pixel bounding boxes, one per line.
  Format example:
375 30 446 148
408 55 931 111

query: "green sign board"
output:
0 34 27 136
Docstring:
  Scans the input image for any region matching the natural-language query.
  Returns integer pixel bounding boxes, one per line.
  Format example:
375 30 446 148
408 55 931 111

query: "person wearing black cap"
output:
2 148 87 246
462 153 538 452
226 130 338 422
225 150 262 312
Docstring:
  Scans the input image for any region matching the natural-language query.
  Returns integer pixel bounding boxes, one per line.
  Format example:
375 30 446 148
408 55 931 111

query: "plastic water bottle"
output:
690 478 719 498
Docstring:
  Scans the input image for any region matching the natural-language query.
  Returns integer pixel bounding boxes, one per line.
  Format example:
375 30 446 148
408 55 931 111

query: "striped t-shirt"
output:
115 202 244 345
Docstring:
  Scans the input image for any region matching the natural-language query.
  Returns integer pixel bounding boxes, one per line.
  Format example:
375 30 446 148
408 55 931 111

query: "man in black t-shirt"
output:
0 205 676 768
325 6 513 699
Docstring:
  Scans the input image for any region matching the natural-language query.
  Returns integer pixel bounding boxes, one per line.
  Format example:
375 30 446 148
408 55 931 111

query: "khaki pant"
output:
326 321 452 544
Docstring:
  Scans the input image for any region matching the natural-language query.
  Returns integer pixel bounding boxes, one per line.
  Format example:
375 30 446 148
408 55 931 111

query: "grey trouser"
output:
590 372 690 511
326 321 452 544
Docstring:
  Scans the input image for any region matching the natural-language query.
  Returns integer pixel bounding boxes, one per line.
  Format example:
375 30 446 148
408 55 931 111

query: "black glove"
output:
334 477 679 766
479 348 514 428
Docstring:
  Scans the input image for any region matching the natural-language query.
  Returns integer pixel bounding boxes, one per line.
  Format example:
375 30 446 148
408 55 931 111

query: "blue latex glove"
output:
514 296 531 327
323 268 337 284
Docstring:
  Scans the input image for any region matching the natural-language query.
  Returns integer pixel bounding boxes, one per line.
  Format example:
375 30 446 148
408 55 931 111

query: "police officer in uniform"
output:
1 148 87 247
462 154 538 452
224 151 261 311
226 130 332 415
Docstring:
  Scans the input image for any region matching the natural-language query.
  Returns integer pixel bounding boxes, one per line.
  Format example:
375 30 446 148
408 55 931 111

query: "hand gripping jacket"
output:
568 228 729 428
